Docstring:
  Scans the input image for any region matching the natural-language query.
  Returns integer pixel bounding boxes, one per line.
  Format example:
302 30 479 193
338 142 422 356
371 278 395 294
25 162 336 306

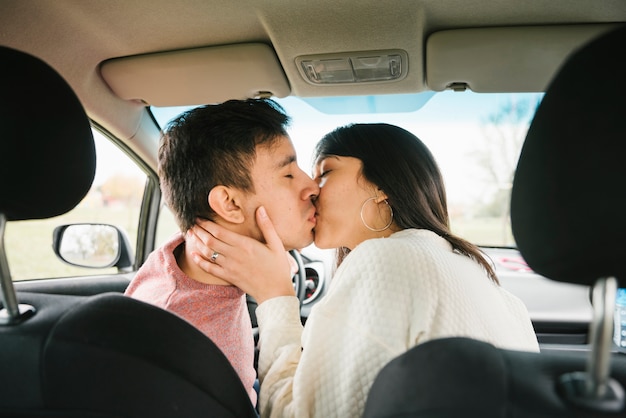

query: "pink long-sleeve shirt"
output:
124 232 257 405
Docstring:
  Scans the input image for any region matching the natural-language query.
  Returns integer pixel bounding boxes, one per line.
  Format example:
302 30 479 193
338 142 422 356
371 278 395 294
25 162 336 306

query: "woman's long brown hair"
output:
313 123 498 284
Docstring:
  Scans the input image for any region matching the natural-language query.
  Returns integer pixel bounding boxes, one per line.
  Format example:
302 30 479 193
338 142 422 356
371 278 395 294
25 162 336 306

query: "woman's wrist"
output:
256 295 301 326
254 285 296 305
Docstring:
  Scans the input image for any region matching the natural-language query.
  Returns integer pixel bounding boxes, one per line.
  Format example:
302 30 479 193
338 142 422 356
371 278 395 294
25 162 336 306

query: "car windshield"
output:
151 90 543 248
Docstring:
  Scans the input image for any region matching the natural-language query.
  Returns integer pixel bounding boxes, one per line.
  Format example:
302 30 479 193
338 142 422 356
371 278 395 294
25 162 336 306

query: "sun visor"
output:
426 24 618 93
100 43 290 106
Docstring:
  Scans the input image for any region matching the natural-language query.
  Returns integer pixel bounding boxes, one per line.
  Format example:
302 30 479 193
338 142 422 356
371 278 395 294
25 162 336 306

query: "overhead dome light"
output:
296 50 407 84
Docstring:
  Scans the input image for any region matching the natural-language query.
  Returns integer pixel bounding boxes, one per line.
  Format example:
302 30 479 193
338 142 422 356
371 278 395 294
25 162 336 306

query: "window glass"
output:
5 129 146 280
151 91 543 248
156 203 179 247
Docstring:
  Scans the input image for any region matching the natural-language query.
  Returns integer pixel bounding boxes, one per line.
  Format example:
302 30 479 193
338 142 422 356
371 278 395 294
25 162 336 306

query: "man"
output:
124 99 319 406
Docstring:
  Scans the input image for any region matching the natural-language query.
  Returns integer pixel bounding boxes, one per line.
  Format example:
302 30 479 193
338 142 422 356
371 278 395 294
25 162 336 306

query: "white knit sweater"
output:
255 229 539 418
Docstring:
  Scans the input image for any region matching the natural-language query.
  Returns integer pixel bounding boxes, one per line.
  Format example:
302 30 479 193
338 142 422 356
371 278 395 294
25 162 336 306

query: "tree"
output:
99 173 145 207
471 96 541 244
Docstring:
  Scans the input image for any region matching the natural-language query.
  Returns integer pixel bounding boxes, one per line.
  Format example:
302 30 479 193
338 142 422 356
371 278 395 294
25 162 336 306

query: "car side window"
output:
155 203 179 247
5 128 145 281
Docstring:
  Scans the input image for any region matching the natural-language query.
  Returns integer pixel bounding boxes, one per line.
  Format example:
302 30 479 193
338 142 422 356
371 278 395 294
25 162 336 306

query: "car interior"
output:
1 1 626 416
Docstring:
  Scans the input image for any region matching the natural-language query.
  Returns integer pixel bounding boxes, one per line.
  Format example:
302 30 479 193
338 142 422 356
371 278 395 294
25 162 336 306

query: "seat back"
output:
364 336 617 418
363 24 626 418
0 46 256 417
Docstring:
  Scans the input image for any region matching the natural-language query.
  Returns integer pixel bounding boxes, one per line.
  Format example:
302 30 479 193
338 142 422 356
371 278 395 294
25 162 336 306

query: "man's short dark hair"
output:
158 98 290 231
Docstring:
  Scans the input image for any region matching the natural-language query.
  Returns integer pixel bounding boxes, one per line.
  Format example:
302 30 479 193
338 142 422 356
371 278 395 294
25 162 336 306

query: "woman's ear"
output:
375 189 389 203
208 186 245 224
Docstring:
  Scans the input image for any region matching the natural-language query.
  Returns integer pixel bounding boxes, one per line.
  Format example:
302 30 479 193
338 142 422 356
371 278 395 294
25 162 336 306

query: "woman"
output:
188 123 539 418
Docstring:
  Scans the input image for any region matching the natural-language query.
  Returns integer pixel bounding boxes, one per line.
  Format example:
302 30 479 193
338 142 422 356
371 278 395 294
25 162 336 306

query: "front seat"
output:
0 46 257 418
363 24 626 418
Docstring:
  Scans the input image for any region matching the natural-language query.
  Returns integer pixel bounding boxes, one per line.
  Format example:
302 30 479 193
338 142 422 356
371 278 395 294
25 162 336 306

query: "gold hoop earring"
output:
360 197 393 232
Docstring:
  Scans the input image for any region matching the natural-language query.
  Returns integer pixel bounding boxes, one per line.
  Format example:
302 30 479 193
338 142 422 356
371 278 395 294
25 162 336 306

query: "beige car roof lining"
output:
1 0 624 147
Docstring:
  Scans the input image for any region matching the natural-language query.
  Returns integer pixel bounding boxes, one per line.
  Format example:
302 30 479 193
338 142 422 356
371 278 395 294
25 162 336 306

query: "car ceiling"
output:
1 0 625 147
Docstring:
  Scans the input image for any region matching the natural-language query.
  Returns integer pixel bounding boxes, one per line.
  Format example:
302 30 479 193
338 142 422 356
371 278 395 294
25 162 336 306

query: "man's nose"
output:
302 172 320 200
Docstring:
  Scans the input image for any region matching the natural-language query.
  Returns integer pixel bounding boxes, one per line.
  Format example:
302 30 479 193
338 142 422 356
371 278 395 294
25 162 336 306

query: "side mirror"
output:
52 223 133 269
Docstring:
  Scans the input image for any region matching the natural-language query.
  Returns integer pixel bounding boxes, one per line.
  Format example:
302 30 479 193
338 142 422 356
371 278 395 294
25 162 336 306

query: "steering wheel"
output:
290 249 307 305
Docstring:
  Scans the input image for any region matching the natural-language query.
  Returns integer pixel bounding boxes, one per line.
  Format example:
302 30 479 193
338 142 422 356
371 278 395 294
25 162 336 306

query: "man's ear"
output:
208 186 245 224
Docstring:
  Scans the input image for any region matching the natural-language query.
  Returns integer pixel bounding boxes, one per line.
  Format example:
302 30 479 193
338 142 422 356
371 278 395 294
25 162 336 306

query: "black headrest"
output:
0 46 95 221
511 25 626 287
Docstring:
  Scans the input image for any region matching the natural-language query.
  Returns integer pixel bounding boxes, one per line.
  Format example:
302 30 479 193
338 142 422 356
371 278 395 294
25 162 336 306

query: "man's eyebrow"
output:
276 154 297 169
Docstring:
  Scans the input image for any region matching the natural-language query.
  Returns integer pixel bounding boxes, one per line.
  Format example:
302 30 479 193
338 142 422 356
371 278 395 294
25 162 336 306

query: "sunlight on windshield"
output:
151 91 543 248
